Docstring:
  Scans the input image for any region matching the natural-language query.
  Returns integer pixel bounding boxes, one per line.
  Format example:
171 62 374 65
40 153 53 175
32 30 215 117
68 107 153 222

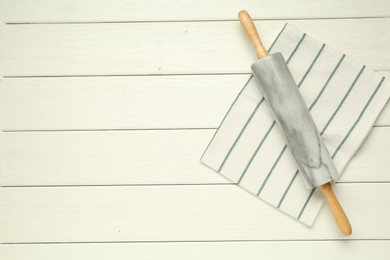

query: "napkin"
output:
201 24 389 226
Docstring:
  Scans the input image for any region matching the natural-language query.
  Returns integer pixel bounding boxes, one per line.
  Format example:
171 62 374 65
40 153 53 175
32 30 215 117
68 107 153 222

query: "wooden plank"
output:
0 130 225 186
340 127 390 182
1 74 388 131
1 241 389 260
0 127 388 186
1 19 389 76
0 0 4 24
2 0 390 23
0 183 389 242
0 75 246 130
377 101 390 126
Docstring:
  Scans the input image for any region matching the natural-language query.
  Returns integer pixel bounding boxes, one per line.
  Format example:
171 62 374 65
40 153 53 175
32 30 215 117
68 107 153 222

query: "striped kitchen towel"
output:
200 24 389 226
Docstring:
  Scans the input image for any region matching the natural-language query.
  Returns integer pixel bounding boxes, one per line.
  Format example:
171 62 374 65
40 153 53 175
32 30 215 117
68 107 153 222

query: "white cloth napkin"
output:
201 24 389 226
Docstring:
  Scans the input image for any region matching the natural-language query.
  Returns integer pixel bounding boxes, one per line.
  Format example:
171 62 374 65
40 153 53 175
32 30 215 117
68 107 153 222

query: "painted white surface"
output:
0 0 389 259
0 75 388 130
1 184 390 242
3 0 390 22
1 241 390 260
1 19 389 76
0 128 388 186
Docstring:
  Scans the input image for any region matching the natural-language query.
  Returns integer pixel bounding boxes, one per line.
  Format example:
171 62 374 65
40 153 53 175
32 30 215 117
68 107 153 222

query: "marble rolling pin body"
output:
251 53 337 189
238 10 352 236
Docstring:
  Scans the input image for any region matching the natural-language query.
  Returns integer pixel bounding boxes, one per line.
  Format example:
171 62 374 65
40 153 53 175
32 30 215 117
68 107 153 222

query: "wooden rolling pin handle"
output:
319 183 352 236
238 10 269 59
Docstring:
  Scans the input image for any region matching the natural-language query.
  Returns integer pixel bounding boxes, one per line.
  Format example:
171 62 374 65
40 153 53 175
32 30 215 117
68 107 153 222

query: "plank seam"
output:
3 70 388 79
2 238 390 245
3 16 389 25
2 73 252 78
2 125 386 133
1 182 389 188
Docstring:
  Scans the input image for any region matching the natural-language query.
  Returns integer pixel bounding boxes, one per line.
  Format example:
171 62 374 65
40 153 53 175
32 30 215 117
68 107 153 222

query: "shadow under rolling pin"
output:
238 10 352 236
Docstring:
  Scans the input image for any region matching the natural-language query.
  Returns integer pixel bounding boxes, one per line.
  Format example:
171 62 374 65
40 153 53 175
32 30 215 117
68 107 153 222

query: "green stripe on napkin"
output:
201 24 389 226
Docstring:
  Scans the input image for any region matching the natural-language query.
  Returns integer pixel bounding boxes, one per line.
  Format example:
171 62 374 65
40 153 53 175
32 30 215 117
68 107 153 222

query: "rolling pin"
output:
238 10 352 236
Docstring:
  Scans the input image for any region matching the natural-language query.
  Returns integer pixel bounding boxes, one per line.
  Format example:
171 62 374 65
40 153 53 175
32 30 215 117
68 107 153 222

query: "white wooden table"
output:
0 1 389 259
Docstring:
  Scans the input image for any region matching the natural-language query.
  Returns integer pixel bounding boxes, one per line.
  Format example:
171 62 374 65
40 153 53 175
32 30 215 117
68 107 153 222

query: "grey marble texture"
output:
251 53 338 188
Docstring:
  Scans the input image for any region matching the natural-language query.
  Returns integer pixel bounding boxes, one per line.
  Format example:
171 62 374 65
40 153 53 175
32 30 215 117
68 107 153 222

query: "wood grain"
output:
1 19 389 76
0 75 247 130
0 0 389 258
238 10 269 59
2 0 390 23
320 183 352 236
1 74 388 131
1 241 389 260
0 184 389 242
0 127 388 186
